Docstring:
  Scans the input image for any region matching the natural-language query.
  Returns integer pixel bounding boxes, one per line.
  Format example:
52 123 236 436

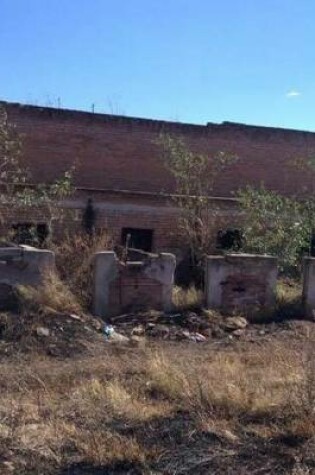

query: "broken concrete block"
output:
93 251 176 318
205 254 278 316
0 246 55 310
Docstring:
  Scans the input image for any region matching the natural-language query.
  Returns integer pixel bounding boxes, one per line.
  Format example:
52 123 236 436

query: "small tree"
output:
158 134 236 273
0 106 74 244
238 184 315 274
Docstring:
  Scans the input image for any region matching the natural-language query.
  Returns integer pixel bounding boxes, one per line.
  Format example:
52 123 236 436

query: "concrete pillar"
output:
302 257 315 319
143 253 176 312
93 251 118 317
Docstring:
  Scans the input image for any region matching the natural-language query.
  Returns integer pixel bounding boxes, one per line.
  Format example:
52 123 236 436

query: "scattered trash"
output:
104 324 129 343
103 324 114 339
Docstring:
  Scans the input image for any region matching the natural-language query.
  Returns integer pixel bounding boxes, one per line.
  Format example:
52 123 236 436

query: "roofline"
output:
1 99 315 136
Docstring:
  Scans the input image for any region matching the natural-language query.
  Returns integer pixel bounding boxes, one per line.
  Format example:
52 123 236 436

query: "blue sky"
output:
1 0 315 130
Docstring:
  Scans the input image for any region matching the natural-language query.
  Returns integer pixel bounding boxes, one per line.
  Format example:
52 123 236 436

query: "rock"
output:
192 332 207 342
183 331 207 342
69 313 82 321
220 429 239 443
107 331 129 343
131 324 145 336
202 309 221 322
224 317 248 331
36 327 50 337
181 329 191 339
232 329 245 337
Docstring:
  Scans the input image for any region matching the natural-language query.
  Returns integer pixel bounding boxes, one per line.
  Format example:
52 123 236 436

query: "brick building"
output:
2 100 315 256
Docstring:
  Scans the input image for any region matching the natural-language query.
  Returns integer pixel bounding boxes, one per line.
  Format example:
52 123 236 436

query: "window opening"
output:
121 228 154 253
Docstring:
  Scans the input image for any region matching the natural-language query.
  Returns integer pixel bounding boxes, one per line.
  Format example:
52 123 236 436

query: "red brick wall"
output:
2 101 314 253
3 101 315 198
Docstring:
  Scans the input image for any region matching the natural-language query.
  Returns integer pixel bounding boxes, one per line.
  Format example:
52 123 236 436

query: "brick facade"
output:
1 100 315 253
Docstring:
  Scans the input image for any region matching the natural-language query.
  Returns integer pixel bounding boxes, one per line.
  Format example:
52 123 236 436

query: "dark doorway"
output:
121 228 154 252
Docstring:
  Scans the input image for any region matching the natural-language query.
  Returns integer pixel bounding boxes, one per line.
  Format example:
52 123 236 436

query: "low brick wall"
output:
93 252 176 318
205 254 278 316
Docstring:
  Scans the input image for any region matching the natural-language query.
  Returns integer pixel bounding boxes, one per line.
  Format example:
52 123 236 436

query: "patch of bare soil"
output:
0 310 104 358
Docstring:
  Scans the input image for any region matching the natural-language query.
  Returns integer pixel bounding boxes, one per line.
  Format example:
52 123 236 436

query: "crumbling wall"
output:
0 246 55 309
93 252 176 318
205 254 278 315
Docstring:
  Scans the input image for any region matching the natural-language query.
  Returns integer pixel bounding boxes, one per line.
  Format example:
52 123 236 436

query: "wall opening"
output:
12 222 49 246
217 228 243 251
121 228 154 252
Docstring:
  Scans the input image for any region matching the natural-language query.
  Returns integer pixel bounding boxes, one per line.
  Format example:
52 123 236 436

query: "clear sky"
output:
1 0 315 130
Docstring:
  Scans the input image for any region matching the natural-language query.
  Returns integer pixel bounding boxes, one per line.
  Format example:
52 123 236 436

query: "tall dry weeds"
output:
17 270 82 315
51 231 113 309
146 341 315 439
172 285 204 311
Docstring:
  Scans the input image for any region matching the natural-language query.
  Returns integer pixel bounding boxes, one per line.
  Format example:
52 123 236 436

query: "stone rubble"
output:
108 310 253 342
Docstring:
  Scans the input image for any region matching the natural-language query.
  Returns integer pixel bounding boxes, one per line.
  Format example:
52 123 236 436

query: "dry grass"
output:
146 343 307 420
0 331 315 473
51 231 113 309
17 270 82 314
172 284 204 310
276 278 303 320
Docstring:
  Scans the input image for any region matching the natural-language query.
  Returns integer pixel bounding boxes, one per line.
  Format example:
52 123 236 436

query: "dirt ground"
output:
0 307 315 474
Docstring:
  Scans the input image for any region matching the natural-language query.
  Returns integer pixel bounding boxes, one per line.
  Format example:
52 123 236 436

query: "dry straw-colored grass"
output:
146 336 315 438
0 332 315 473
17 270 82 314
172 284 204 310
51 230 113 309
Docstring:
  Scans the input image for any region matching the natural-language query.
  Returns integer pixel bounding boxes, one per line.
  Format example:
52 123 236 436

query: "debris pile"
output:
108 310 250 342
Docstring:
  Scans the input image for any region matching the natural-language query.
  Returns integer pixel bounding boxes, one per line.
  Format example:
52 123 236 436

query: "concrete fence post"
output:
302 257 315 319
93 251 118 318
